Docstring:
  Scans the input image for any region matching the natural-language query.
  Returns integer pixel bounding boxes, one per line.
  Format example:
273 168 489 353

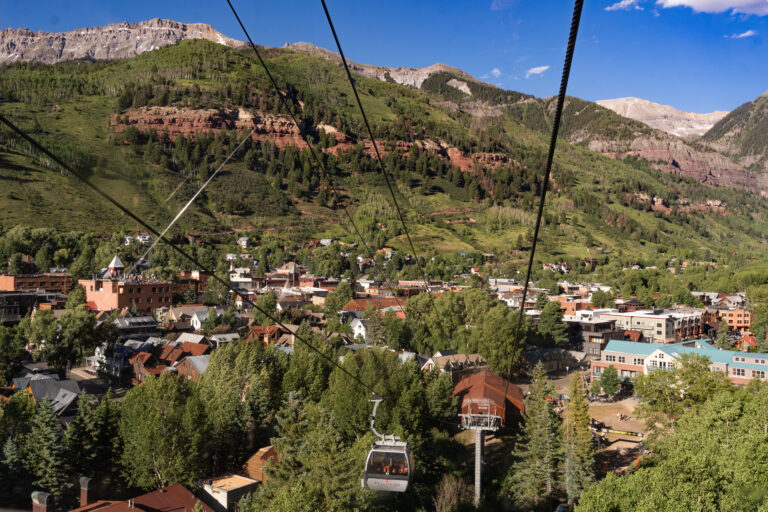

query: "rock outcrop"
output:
596 97 728 140
0 18 241 64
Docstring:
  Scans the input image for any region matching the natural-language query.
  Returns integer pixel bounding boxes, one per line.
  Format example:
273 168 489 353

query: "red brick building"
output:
79 256 172 315
0 273 74 295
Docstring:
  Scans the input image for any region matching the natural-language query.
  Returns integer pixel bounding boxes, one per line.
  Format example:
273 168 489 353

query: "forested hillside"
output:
1 39 767 268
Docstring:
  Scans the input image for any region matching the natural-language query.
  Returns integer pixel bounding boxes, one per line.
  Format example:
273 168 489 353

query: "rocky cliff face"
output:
587 132 758 193
112 106 517 173
699 91 768 183
283 42 480 88
596 97 728 140
0 18 241 64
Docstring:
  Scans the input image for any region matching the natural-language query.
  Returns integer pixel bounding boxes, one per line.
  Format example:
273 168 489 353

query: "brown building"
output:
176 355 210 381
453 370 525 429
80 256 172 315
242 445 278 483
0 273 74 295
65 482 214 512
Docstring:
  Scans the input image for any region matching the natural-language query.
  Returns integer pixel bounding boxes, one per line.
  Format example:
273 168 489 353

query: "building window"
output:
658 353 664 359
752 370 765 379
605 355 616 362
657 323 662 328
618 356 626 363
734 368 746 377
657 331 662 335
633 358 644 365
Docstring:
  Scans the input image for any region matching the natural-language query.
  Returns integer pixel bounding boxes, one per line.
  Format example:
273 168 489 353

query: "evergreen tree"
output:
65 392 121 480
24 401 71 499
716 327 731 350
504 362 562 509
562 376 594 504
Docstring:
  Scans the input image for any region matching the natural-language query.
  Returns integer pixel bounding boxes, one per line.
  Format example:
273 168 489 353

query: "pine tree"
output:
562 376 595 504
504 362 562 509
716 328 731 350
24 401 71 499
66 392 121 479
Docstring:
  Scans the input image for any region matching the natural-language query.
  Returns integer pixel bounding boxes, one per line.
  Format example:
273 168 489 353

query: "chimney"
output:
31 491 51 512
79 476 91 507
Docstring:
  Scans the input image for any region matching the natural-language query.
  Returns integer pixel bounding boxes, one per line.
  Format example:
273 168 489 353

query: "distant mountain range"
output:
596 97 729 140
0 20 767 196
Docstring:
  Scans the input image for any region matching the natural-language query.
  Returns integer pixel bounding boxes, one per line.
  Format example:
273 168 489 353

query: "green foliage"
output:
599 365 621 396
24 400 71 499
633 354 732 443
197 341 287 471
562 376 594 504
0 326 26 385
65 284 86 309
503 362 562 508
538 301 569 347
590 290 614 309
119 373 208 489
576 382 768 511
65 391 121 480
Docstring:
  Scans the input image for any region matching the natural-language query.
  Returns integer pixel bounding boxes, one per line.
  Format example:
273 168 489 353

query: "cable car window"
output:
366 451 408 476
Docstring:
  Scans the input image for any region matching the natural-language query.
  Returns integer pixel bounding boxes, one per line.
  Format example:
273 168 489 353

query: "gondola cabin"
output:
362 440 412 492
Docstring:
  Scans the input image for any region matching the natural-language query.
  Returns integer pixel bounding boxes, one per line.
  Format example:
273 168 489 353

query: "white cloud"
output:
730 29 758 37
490 68 502 78
605 0 644 10
525 65 550 78
491 0 514 10
656 0 768 15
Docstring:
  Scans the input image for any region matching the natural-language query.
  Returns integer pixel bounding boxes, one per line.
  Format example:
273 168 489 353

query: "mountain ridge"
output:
0 18 242 64
596 97 728 140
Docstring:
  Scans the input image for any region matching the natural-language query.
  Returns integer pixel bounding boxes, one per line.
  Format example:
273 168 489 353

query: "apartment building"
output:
591 339 768 386
0 273 74 295
596 308 703 343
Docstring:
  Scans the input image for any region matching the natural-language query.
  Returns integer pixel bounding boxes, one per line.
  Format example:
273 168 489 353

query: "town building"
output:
201 474 259 512
0 290 67 325
65 482 213 512
595 308 703 343
422 352 487 382
591 339 768 386
242 445 278 483
113 316 161 341
0 272 74 295
453 370 525 429
176 355 211 381
80 256 172 315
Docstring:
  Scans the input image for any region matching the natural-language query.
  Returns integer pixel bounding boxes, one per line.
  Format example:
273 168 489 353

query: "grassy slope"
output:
1 39 767 266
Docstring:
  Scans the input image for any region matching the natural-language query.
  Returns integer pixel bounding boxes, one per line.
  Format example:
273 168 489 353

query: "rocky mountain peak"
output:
0 18 242 65
596 97 729 140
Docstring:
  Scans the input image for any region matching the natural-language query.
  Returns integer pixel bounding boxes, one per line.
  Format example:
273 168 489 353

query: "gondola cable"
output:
502 0 584 398
319 0 452 345
226 0 438 352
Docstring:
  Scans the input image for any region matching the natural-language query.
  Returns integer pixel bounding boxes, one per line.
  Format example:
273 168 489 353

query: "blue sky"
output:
1 0 766 112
